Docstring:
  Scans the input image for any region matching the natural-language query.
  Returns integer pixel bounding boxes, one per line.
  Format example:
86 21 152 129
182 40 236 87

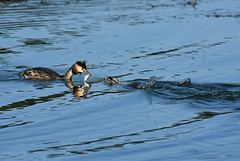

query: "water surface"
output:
1 0 240 160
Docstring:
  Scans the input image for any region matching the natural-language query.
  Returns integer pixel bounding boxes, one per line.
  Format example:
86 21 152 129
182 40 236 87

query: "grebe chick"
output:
20 61 91 81
105 77 191 89
105 77 155 89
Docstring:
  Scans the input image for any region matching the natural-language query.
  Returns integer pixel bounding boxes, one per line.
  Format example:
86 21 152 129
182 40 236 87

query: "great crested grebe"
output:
20 61 91 81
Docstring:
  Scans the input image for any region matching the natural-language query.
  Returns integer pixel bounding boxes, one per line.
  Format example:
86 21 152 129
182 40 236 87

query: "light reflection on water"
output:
1 0 240 160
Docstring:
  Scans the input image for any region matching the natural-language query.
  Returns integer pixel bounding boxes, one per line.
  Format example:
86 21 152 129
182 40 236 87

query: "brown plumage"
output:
20 61 91 81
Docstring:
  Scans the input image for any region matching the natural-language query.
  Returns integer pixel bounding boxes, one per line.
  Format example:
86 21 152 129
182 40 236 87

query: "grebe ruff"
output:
20 61 91 81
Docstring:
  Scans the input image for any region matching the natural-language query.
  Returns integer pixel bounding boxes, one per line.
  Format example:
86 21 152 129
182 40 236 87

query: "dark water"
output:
1 0 240 160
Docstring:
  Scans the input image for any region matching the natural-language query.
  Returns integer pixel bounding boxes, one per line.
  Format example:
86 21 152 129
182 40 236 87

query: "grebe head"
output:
105 77 120 84
72 61 91 81
72 61 87 74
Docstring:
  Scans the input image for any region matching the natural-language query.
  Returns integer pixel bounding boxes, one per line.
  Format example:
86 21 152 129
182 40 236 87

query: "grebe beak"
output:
82 68 91 82
82 68 90 75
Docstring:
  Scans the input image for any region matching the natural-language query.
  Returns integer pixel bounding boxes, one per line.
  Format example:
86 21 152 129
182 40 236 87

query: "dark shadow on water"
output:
131 40 228 60
0 89 70 111
0 120 33 129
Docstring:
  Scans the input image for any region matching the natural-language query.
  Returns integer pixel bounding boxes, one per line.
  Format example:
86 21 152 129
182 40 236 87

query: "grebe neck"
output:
61 65 74 80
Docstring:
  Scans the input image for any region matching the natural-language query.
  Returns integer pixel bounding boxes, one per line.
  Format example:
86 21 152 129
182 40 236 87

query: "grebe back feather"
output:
20 61 91 81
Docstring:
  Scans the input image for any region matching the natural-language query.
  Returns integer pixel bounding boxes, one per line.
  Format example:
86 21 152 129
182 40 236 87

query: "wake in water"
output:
152 80 240 108
105 76 240 108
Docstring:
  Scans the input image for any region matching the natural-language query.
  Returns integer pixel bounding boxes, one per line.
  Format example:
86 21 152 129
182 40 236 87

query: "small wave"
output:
150 81 240 108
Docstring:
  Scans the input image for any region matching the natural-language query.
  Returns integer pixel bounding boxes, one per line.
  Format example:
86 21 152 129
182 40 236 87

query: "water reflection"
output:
65 82 91 99
0 80 91 111
0 89 70 111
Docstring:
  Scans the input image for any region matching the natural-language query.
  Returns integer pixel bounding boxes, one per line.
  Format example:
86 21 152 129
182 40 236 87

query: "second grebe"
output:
20 61 91 81
105 77 155 89
105 77 191 89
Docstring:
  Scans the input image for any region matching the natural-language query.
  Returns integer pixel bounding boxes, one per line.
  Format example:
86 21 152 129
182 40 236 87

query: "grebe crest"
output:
72 61 87 75
20 61 91 81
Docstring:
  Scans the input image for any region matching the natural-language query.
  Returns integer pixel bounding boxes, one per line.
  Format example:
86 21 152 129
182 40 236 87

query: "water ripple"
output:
28 111 231 156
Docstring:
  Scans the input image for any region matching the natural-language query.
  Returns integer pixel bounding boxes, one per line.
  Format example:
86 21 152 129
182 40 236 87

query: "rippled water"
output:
1 0 240 160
